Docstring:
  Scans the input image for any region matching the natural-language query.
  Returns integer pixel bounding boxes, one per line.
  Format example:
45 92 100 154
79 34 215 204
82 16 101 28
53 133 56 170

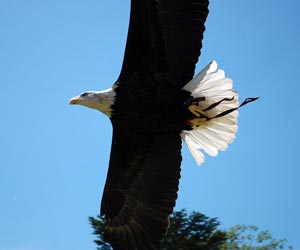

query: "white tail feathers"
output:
180 61 239 166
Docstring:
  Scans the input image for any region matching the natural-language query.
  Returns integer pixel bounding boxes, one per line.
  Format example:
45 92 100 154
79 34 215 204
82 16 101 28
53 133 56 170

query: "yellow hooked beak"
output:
69 96 82 105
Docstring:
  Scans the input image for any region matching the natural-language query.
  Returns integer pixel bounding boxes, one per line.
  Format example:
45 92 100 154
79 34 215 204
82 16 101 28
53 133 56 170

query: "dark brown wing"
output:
101 128 182 249
117 0 209 87
99 1 210 248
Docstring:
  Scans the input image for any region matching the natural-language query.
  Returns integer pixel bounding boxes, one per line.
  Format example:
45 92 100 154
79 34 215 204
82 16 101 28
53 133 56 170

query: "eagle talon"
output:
188 104 207 117
187 117 208 127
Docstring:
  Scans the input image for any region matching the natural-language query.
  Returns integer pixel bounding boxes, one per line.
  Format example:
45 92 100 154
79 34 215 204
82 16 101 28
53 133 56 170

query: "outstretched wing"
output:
101 128 182 249
117 0 209 87
100 1 210 248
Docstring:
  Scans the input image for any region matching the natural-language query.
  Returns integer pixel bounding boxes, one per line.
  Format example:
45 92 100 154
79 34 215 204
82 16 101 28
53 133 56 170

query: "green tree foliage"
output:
89 210 292 250
89 215 112 250
161 209 226 250
221 224 293 250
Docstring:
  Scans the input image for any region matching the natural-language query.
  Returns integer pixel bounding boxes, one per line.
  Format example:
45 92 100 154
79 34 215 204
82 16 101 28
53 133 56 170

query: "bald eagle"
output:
70 0 257 249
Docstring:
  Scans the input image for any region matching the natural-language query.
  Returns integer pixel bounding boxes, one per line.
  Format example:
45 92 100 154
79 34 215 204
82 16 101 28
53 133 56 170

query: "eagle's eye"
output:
81 92 89 97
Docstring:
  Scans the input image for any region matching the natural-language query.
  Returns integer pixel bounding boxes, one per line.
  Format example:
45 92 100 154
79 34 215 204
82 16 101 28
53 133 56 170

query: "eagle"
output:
69 0 257 249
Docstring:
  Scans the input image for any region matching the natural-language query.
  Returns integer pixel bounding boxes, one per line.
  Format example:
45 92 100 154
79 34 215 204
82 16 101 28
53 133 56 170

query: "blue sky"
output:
1 0 299 249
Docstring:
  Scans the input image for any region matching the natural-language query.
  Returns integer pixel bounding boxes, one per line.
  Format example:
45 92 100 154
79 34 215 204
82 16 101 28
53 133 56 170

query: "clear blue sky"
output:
1 0 299 249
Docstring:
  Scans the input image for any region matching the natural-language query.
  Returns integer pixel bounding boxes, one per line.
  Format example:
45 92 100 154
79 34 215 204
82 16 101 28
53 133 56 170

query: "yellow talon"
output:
188 117 208 127
188 105 206 117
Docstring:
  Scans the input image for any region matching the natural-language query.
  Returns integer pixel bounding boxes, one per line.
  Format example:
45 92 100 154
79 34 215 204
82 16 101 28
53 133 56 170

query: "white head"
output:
69 88 116 117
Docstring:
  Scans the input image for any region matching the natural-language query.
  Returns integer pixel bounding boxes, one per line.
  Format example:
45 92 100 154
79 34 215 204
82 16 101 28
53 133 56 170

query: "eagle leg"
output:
186 103 209 127
188 104 207 117
186 117 208 127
